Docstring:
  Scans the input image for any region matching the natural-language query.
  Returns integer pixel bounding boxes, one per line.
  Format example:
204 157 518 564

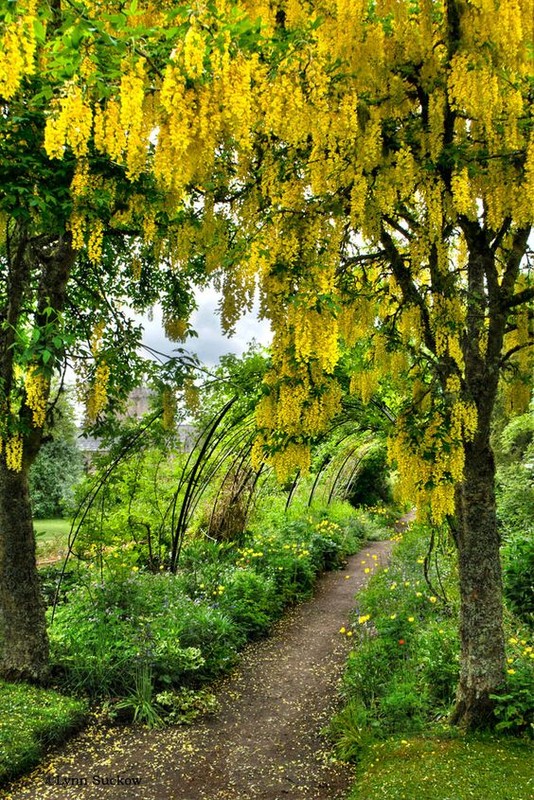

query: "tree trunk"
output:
0 462 49 682
450 437 505 729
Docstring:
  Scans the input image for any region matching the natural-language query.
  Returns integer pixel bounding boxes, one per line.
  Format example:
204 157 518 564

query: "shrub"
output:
343 636 399 709
154 688 219 725
333 520 534 766
416 620 459 706
46 501 370 728
379 677 429 733
30 438 84 519
49 574 210 696
39 565 81 607
502 534 534 623
218 569 283 638
172 602 244 681
491 631 534 735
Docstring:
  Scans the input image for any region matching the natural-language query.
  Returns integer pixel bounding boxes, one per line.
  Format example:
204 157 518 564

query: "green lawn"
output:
34 518 71 561
0 681 88 786
349 733 534 800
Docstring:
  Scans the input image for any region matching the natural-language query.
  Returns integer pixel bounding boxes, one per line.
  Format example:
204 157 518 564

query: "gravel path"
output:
3 541 392 800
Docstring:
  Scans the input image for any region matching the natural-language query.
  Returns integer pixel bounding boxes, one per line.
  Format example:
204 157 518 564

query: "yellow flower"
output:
408 617 415 623
429 596 437 603
364 568 370 574
346 631 353 637
339 626 346 634
507 669 516 675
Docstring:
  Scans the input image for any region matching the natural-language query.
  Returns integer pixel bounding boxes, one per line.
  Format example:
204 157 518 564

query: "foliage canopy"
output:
1 0 532 522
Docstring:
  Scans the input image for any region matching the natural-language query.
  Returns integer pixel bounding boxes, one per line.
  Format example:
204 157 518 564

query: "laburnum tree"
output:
0 0 204 681
1 0 533 730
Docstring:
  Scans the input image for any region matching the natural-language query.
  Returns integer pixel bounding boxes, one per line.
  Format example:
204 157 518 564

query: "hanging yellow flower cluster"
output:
0 1 37 100
5 435 23 473
85 361 110 423
44 85 93 160
161 387 176 431
388 396 478 523
83 322 110 424
24 366 49 428
503 300 533 414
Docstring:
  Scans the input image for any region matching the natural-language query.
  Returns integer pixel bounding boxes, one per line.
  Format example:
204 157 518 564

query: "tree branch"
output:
505 286 534 310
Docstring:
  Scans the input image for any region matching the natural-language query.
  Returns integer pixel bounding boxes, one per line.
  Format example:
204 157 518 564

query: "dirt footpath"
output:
3 541 392 800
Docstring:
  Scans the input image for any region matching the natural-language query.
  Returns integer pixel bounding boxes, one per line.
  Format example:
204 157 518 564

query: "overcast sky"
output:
139 284 272 367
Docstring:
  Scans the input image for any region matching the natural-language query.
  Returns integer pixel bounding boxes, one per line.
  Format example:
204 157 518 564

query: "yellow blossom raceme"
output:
451 168 476 219
25 366 49 428
163 316 188 342
183 24 205 80
68 210 86 251
44 85 93 160
5 435 23 472
120 59 148 179
0 8 37 99
269 441 311 482
350 370 378 405
86 361 110 423
183 379 200 414
87 219 104 264
162 388 176 430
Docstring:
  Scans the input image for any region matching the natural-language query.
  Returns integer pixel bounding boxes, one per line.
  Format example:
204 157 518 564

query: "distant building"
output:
77 387 196 463
121 387 153 420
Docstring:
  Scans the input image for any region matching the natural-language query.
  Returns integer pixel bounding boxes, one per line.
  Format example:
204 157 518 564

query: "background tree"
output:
29 386 84 519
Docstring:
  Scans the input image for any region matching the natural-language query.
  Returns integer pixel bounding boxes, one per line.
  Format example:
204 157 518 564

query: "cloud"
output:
140 285 272 366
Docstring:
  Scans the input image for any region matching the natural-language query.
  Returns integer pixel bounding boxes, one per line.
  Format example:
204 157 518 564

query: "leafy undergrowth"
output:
46 500 377 709
330 520 534 799
349 733 534 800
2 501 385 786
0 681 88 785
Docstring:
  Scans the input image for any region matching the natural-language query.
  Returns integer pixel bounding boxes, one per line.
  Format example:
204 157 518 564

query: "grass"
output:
349 733 534 799
34 518 71 561
0 681 88 786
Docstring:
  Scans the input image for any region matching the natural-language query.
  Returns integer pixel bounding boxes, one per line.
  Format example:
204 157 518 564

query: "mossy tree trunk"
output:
449 231 515 729
0 232 75 682
0 462 49 682
451 435 505 728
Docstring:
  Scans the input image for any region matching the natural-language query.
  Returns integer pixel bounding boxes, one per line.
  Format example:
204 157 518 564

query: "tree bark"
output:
0 458 49 683
450 436 505 728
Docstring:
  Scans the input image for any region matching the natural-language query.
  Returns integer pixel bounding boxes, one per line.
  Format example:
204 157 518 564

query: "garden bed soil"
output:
3 540 392 800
